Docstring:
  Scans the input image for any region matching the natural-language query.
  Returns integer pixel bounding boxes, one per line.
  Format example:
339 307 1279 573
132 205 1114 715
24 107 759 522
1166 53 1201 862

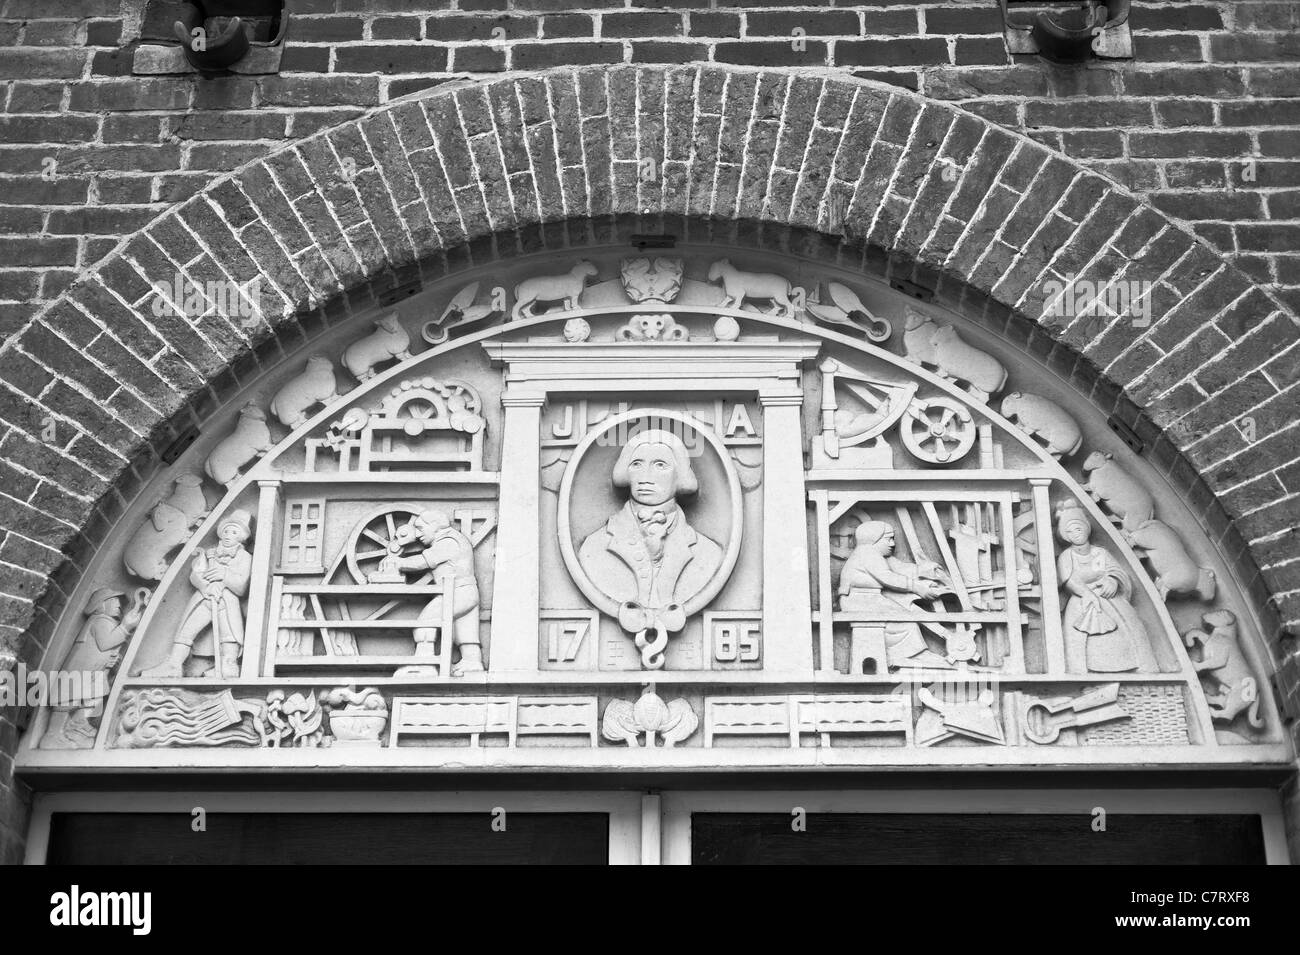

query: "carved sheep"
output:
1184 609 1263 728
165 472 209 526
204 403 273 489
1000 392 1082 459
707 259 795 318
270 354 339 429
1081 450 1153 532
902 310 1008 403
512 260 598 320
343 312 411 382
1124 518 1216 602
123 501 191 581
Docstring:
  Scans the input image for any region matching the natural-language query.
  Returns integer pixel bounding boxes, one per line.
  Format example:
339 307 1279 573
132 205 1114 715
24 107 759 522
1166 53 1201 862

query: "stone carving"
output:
916 684 1004 745
615 313 688 342
1000 392 1082 459
577 429 724 669
1082 451 1153 532
703 694 913 747
563 317 591 343
263 689 325 747
139 509 253 679
391 510 483 676
707 258 795 317
902 308 1007 403
321 687 388 746
621 256 683 303
122 474 209 581
1124 519 1216 602
602 686 698 747
1019 683 1129 744
423 281 501 345
712 315 740 342
270 354 339 429
343 311 412 382
40 587 147 750
1055 499 1156 673
805 282 891 342
1184 610 1264 729
115 687 266 748
204 403 273 489
511 260 597 320
837 521 956 670
388 695 599 747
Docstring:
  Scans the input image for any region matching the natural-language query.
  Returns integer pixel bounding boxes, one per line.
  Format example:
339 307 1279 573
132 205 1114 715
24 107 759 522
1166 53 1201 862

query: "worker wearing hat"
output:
142 509 253 679
41 586 144 749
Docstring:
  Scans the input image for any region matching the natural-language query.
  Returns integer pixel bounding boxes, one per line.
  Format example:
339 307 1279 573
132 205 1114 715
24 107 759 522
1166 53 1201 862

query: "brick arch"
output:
3 62 1298 669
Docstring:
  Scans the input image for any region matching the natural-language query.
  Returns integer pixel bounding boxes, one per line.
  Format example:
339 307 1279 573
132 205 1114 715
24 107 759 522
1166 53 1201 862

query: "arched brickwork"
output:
1 62 1297 680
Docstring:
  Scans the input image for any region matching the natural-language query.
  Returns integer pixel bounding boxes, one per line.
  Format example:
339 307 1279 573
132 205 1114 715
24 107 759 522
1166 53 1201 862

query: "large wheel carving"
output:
901 397 976 464
345 505 421 584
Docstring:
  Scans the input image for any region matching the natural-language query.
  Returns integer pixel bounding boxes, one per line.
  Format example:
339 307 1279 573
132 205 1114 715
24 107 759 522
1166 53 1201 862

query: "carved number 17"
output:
546 621 588 663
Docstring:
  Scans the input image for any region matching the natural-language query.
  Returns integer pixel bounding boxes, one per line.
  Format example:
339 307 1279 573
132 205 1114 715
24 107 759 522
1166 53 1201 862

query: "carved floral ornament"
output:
15 252 1287 773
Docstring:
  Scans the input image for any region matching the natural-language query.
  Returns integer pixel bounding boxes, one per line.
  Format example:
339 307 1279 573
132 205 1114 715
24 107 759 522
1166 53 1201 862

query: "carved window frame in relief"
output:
15 247 1291 772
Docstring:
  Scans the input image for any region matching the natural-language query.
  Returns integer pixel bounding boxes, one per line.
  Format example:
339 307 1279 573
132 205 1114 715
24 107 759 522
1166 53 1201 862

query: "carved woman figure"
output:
1055 499 1156 674
838 521 952 669
142 509 253 679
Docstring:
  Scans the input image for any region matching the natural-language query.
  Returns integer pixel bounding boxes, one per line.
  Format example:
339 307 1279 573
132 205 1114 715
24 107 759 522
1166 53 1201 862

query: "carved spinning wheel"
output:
345 505 422 584
901 397 976 464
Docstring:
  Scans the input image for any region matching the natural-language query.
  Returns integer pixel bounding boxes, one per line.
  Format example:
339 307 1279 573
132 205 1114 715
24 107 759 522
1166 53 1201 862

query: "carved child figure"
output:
140 509 254 679
41 587 144 749
392 509 483 676
1184 609 1264 729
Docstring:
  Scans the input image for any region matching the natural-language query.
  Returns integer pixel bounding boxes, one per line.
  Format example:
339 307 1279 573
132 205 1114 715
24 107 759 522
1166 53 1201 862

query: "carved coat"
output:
181 543 252 657
1058 544 1156 673
578 502 722 611
49 611 127 708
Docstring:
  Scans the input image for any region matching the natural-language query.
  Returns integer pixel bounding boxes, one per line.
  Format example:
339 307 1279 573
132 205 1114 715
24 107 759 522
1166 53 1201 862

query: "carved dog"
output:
512 260 598 320
1001 391 1082 459
902 310 1008 403
343 312 411 382
707 258 794 317
270 354 339 429
1082 450 1154 532
204 403 273 489
1184 609 1263 728
1124 518 1216 602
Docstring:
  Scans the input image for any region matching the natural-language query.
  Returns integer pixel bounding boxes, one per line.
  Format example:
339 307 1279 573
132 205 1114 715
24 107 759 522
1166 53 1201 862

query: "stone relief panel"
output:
15 247 1287 769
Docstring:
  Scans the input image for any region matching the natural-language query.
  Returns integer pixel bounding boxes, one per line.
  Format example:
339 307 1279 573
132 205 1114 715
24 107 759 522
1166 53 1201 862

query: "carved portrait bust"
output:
576 429 723 614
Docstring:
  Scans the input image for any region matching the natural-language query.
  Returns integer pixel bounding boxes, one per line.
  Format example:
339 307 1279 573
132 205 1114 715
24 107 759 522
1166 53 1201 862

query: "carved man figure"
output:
578 429 723 623
394 509 483 675
41 587 143 749
142 509 253 679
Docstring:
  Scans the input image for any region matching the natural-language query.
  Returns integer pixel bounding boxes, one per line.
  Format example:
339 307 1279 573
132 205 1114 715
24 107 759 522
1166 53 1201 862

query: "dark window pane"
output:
691 813 1265 865
48 812 608 865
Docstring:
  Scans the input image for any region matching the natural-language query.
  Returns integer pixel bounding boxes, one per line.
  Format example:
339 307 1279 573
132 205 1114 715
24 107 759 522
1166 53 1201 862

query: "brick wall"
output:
0 0 1297 861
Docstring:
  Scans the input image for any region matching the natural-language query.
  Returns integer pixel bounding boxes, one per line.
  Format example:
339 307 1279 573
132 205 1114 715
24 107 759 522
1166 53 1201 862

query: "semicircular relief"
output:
18 244 1290 768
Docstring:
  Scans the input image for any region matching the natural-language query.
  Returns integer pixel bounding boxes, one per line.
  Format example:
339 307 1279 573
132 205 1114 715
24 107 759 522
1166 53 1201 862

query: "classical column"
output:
759 389 814 674
488 390 546 674
240 479 281 679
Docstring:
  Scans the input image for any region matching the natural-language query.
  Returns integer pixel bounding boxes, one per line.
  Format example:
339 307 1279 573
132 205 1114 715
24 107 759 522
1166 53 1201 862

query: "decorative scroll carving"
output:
615 313 689 341
621 256 683 304
602 686 698 747
264 689 325 747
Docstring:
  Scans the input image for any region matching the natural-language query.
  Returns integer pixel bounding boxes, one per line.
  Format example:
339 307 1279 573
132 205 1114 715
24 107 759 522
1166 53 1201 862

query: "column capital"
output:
501 390 546 408
758 390 804 407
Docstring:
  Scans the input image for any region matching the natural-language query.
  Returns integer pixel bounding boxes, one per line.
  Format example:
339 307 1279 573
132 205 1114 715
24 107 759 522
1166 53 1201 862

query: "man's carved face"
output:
627 442 677 507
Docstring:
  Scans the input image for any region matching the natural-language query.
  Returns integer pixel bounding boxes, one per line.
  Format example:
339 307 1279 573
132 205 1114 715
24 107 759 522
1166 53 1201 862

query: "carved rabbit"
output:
270 354 339 429
1184 609 1263 728
1082 451 1154 532
343 312 411 382
1001 391 1083 459
1124 518 1216 602
512 260 598 320
204 403 273 489
707 258 795 317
